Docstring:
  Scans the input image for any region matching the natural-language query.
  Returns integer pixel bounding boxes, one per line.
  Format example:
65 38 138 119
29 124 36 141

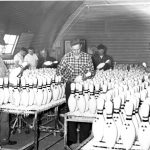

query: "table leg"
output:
33 112 38 150
64 115 67 149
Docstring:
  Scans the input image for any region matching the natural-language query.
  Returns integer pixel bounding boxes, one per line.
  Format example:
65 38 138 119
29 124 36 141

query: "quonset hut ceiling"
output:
0 1 83 33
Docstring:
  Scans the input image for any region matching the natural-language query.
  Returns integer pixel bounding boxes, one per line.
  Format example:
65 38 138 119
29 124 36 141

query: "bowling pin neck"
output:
79 91 83 95
90 91 94 95
106 114 113 119
71 90 75 94
22 86 26 89
3 84 8 88
42 85 46 88
121 104 125 109
14 86 18 90
142 116 149 122
97 110 103 114
38 86 42 89
29 85 33 88
114 109 120 114
75 90 79 94
33 84 37 88
132 110 136 115
126 115 132 120
84 89 88 93
26 84 29 88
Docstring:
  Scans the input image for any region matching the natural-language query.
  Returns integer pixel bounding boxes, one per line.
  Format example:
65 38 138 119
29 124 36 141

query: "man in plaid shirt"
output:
56 41 94 82
56 39 94 148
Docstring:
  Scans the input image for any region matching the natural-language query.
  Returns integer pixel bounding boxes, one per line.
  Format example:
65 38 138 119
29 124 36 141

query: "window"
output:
3 34 19 54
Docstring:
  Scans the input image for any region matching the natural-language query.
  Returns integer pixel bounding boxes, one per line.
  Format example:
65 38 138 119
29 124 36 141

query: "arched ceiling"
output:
0 1 83 34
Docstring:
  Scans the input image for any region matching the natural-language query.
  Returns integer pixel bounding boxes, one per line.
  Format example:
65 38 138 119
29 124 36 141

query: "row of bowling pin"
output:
67 78 150 115
92 100 150 150
0 75 66 107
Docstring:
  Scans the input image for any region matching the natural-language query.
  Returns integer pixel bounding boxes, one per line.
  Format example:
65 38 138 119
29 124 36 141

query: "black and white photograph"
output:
0 0 150 150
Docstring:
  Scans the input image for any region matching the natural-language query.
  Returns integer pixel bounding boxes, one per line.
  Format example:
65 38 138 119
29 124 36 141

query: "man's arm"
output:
56 56 67 80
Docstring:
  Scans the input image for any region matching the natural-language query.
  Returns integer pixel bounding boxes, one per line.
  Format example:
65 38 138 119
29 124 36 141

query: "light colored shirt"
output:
0 57 8 77
24 53 38 69
14 52 24 65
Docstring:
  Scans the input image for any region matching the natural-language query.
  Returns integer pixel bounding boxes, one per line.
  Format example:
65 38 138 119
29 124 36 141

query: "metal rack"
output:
64 111 95 150
0 98 66 150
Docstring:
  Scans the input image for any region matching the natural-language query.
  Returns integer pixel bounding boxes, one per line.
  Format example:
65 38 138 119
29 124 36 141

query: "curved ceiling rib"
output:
53 3 85 48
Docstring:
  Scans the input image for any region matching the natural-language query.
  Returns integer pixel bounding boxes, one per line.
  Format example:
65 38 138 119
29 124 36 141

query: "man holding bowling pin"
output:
56 38 94 148
92 44 113 70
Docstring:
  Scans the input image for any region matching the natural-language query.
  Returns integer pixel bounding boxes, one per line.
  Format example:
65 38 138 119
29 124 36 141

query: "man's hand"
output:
74 75 83 83
85 72 91 77
105 59 111 64
97 62 105 69
142 62 147 68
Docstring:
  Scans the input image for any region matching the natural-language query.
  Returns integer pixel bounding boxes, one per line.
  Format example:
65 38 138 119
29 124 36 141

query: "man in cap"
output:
56 38 94 148
92 44 113 70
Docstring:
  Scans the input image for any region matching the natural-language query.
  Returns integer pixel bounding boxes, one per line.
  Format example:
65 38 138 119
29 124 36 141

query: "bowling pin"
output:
77 83 86 113
28 78 35 106
46 77 52 104
52 76 60 101
103 100 118 149
42 77 48 105
0 78 4 105
35 77 43 106
138 103 150 150
3 77 10 104
13 77 21 106
113 96 123 143
83 82 89 112
88 84 97 114
68 82 77 112
20 77 29 107
121 102 136 150
92 98 105 142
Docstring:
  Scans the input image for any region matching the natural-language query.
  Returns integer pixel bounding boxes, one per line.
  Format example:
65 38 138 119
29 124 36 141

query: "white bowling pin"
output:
42 77 48 105
20 77 29 107
77 83 86 113
46 77 52 104
113 96 123 142
121 102 136 150
94 83 100 99
92 98 105 142
88 84 97 114
68 82 77 112
103 100 118 149
0 78 4 105
28 78 35 106
83 82 89 112
52 76 60 101
3 77 10 104
35 77 43 106
138 103 150 150
33 77 38 105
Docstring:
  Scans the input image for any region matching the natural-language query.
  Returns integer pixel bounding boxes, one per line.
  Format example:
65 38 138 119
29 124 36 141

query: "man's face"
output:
71 44 81 56
20 50 26 57
40 50 47 58
28 49 34 55
97 49 104 56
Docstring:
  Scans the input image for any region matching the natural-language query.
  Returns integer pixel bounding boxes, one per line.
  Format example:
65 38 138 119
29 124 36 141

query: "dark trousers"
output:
65 82 92 145
0 112 10 143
